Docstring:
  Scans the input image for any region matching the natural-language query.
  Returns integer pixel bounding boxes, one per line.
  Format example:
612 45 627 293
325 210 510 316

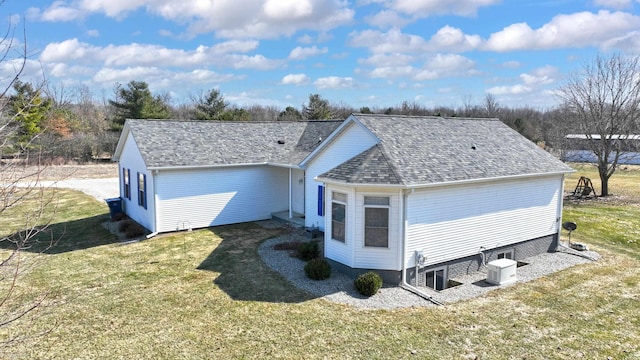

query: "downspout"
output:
288 168 293 219
554 174 566 251
399 189 444 306
146 170 159 239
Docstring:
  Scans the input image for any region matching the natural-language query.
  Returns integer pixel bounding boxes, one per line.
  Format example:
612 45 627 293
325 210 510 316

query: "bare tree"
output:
483 93 500 118
0 10 59 351
556 53 640 196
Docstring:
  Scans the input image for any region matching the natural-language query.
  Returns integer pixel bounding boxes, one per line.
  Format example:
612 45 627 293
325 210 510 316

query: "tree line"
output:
2 79 569 162
2 54 640 196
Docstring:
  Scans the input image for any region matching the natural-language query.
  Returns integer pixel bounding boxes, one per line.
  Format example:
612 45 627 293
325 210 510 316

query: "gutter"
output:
317 169 575 190
147 162 303 172
399 189 445 306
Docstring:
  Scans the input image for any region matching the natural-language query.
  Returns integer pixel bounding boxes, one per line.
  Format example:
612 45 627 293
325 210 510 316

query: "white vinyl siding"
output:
304 121 379 230
155 166 289 233
324 186 355 267
291 169 305 215
118 133 154 232
405 176 562 268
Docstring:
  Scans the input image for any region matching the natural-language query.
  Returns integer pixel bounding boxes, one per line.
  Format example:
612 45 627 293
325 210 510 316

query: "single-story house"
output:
113 114 574 289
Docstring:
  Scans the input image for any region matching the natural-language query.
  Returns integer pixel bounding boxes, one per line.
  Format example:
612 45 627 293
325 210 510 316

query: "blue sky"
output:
2 0 640 110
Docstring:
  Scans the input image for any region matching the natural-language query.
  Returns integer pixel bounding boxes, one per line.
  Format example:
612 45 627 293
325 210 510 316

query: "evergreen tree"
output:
277 106 303 121
8 80 52 146
109 81 171 129
192 89 227 120
302 94 333 120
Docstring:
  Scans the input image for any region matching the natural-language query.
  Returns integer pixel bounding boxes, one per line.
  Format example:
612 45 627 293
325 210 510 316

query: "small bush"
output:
354 271 383 296
297 241 319 261
304 258 331 280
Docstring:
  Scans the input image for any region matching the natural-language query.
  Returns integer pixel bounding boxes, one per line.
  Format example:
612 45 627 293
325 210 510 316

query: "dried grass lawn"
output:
0 163 638 359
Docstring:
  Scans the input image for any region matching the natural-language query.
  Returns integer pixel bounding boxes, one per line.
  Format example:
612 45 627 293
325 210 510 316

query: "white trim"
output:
299 115 379 167
362 197 391 249
330 192 347 243
147 162 302 172
317 170 574 189
496 248 514 260
424 266 447 291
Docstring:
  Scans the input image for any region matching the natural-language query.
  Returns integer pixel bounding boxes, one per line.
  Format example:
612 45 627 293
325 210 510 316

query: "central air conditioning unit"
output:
486 258 517 285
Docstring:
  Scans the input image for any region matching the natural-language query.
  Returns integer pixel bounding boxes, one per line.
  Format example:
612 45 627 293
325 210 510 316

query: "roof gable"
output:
319 114 573 186
118 119 341 169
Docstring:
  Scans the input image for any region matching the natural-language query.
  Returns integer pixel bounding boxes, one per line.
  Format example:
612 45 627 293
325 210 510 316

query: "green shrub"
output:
297 241 319 261
354 271 383 296
304 258 331 280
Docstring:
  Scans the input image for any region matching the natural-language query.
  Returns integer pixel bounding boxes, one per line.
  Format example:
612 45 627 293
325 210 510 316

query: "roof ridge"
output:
372 143 404 185
353 113 500 121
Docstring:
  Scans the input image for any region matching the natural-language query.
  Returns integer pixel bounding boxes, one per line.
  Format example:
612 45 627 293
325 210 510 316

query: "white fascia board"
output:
299 115 379 167
316 169 574 189
148 162 302 171
111 120 133 162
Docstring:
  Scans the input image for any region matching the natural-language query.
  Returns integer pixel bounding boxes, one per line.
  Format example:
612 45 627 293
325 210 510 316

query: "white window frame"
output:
424 266 447 291
363 196 390 248
497 249 514 260
331 192 347 243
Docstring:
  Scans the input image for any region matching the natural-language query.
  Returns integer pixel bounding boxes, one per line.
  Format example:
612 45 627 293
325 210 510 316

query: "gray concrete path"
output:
16 178 120 203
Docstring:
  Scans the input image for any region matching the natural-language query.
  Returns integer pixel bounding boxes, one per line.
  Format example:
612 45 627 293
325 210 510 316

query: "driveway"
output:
17 178 120 203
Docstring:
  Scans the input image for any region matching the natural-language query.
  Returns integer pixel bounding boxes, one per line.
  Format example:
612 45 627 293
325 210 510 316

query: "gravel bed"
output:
257 231 600 310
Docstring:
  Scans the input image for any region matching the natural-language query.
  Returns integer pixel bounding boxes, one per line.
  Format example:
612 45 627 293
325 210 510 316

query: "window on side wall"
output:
364 196 389 248
137 172 147 209
497 249 514 260
123 168 131 200
425 267 446 291
331 192 347 243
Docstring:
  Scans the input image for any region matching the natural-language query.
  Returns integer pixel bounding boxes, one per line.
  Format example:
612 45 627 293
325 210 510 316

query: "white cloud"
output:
366 53 476 81
602 30 640 50
428 26 482 52
366 10 412 29
211 40 260 54
519 66 558 86
484 10 640 51
594 0 634 9
31 1 355 39
359 53 415 67
281 73 311 85
314 76 354 89
387 0 501 17
92 66 239 87
487 85 532 95
349 29 428 53
297 34 314 44
86 29 99 37
501 60 521 69
263 0 314 20
40 38 279 70
288 46 328 60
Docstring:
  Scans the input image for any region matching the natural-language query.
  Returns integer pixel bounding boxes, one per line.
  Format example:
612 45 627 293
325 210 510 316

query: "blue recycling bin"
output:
105 197 123 218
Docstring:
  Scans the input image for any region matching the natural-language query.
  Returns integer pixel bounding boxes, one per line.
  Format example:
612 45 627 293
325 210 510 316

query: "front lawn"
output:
0 175 638 358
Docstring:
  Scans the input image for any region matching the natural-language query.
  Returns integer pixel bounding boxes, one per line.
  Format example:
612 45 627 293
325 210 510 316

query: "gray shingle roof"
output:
126 119 341 168
318 114 573 185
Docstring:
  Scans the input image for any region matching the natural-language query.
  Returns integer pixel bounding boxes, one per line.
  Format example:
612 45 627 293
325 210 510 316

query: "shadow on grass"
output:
197 222 315 304
0 213 121 254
